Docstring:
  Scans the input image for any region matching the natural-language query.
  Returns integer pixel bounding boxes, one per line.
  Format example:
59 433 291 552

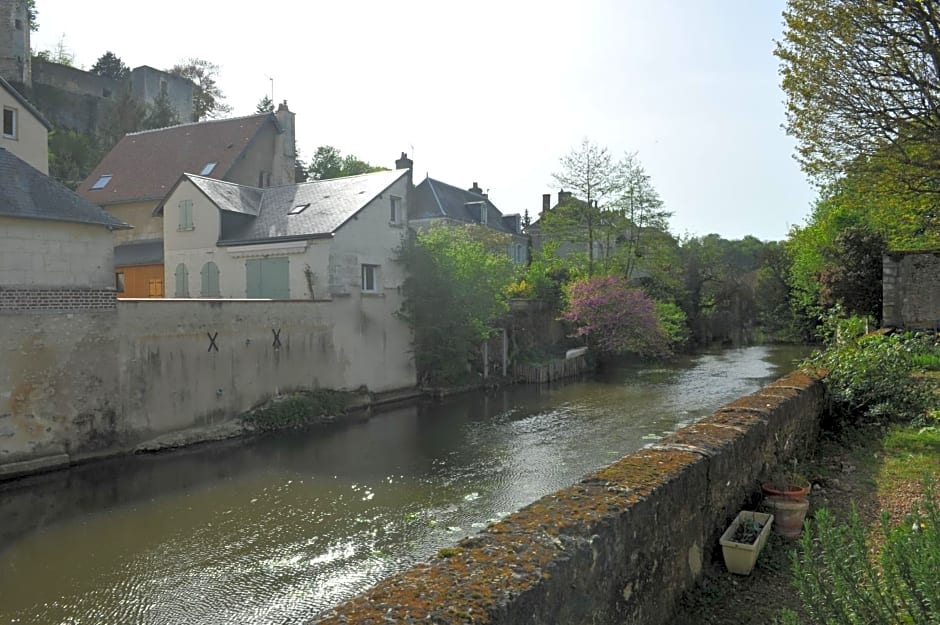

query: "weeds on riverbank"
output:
242 390 351 431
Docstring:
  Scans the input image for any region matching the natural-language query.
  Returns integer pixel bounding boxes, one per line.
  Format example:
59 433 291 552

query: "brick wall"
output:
0 287 117 312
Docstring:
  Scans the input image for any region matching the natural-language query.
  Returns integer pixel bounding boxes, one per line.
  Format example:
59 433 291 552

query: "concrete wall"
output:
0 216 114 287
0 80 47 172
316 371 824 625
883 251 940 330
0 297 416 473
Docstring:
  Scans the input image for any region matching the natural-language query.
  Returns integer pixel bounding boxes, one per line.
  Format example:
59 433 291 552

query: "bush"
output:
803 312 935 426
780 481 940 625
242 390 350 431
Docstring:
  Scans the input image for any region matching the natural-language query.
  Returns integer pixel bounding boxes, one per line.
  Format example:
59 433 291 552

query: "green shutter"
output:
246 259 262 298
201 262 219 297
264 257 290 299
174 263 189 297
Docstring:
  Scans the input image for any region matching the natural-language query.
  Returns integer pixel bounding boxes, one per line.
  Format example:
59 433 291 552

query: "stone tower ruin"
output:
0 0 31 86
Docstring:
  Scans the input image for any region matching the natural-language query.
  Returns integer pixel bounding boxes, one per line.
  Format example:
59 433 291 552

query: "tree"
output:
818 226 886 322
562 276 670 357
48 129 103 190
776 0 940 190
26 0 38 31
34 34 75 67
307 145 387 180
90 51 129 80
99 88 146 149
142 91 180 130
398 224 517 385
610 153 673 279
169 58 232 121
256 95 274 113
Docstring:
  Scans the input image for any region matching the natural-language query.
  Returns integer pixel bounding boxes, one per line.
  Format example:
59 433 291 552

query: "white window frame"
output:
361 264 380 293
2 107 16 139
390 196 402 224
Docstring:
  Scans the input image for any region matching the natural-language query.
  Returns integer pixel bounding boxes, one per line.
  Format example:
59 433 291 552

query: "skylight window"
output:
91 174 112 190
289 203 310 215
200 161 218 176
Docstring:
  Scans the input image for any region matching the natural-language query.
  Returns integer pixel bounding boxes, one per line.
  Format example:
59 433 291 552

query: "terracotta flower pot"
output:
763 494 809 538
761 481 810 499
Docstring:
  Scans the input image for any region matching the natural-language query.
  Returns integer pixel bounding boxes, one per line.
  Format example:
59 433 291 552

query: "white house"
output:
160 166 411 301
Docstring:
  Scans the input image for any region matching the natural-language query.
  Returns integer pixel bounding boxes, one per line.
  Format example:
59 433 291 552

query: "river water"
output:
0 345 807 625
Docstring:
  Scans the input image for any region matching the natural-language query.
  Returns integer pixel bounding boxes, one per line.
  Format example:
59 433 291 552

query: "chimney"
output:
542 193 550 212
469 182 483 196
273 101 296 185
395 151 413 170
558 190 573 204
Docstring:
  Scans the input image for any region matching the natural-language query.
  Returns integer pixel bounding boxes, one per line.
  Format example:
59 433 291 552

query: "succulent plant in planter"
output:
719 510 774 575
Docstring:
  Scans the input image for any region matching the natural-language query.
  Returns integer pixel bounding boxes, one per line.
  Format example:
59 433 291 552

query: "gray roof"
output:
0 148 129 229
114 239 164 267
0 76 52 130
413 177 515 234
184 168 409 245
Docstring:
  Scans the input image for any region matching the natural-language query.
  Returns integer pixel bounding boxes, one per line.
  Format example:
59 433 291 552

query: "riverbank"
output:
669 422 940 624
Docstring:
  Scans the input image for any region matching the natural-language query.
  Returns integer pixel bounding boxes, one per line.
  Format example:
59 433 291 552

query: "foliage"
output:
34 34 75 67
48 128 103 189
90 51 129 80
562 276 670 357
242 390 350 431
26 0 37 31
169 58 232 121
776 0 940 191
306 145 387 180
256 95 274 113
780 482 940 625
142 91 180 130
655 301 690 352
817 226 886 322
399 224 517 386
511 241 575 309
804 315 935 426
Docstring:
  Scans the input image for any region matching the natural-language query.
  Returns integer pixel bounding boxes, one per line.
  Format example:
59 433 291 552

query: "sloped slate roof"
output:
0 75 52 130
76 113 276 205
0 148 128 228
413 177 513 233
114 239 164 266
185 168 409 244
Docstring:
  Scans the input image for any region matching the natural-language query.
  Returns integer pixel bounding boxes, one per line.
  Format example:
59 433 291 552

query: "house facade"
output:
0 74 48 173
411 177 528 264
161 165 411 301
76 103 296 297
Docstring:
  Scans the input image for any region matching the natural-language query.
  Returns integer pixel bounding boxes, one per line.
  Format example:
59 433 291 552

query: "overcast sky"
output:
32 1 815 241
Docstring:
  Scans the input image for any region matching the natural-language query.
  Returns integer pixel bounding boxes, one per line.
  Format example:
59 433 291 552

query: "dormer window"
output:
289 203 310 215
91 174 112 190
200 161 217 176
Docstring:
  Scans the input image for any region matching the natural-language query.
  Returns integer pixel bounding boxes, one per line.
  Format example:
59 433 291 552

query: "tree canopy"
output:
90 51 129 80
256 95 274 114
776 0 940 191
169 58 232 121
306 146 387 180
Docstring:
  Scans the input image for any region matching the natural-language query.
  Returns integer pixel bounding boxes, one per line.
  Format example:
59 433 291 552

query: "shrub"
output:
780 481 940 625
655 300 690 352
242 390 350 431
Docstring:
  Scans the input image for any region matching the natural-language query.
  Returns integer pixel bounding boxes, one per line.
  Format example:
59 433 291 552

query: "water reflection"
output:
0 345 807 624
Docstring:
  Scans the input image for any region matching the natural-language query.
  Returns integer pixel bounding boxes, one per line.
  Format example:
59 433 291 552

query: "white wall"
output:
0 85 48 174
0 216 114 287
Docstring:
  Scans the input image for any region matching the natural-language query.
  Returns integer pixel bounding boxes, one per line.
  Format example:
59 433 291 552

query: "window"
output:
178 199 194 231
148 278 164 298
288 203 309 215
90 174 112 190
14 18 22 30
245 257 289 299
361 264 379 293
160 79 168 96
199 161 217 176
390 196 402 224
115 272 125 293
2 107 16 139
200 262 220 297
174 264 189 297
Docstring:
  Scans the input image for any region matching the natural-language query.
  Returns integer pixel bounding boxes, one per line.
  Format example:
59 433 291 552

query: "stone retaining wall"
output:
314 370 824 625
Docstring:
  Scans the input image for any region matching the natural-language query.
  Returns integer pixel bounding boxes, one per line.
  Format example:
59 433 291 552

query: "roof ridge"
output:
295 167 404 188
126 112 273 136
186 172 262 190
426 177 490 201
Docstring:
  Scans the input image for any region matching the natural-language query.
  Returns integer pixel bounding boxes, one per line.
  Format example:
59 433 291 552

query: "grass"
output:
880 425 940 483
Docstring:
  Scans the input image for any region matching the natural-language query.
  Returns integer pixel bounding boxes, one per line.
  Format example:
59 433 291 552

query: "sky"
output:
31 1 816 242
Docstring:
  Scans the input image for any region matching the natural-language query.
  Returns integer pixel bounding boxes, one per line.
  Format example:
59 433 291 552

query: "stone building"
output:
882 250 940 330
0 0 29 85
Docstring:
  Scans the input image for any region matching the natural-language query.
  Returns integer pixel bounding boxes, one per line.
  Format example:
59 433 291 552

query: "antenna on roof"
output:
266 75 274 104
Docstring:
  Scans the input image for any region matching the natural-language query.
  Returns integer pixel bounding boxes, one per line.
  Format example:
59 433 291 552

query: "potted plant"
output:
761 468 811 539
719 510 774 575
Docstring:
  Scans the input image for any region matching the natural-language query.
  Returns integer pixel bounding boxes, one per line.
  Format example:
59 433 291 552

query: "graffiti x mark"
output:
207 332 219 352
272 328 282 349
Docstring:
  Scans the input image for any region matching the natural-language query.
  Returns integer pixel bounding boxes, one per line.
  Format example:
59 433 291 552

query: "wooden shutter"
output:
174 264 189 297
201 262 220 297
246 259 262 298
264 257 290 299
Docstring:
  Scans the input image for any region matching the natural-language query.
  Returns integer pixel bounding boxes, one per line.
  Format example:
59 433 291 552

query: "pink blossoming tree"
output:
563 276 670 357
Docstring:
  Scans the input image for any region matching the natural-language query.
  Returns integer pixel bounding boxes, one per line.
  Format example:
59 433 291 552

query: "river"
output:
0 345 808 625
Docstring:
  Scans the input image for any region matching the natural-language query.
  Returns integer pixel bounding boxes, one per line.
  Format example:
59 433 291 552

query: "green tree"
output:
399 224 517 385
307 145 386 180
99 88 146 148
256 95 274 113
169 58 232 121
34 33 74 66
610 153 673 279
142 91 180 130
26 0 37 31
90 51 129 80
818 226 886 323
48 129 103 190
776 0 940 190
